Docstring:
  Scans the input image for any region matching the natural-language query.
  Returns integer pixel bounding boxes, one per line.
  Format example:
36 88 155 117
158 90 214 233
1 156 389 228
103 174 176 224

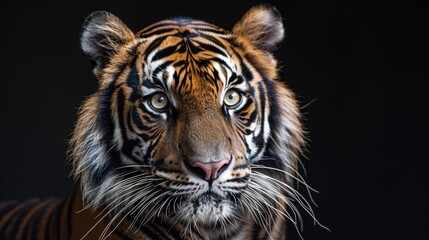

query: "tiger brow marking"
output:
192 39 228 58
194 31 228 49
143 36 169 62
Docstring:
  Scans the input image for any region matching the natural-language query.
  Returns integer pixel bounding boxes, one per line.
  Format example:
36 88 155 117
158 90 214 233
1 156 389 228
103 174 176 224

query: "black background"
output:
0 0 427 239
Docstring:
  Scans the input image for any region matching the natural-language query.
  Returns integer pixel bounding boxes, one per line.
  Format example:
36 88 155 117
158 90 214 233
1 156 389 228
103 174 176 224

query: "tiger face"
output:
71 4 306 238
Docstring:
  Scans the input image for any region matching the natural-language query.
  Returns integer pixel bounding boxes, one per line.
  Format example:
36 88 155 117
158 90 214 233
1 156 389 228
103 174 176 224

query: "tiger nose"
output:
191 159 230 180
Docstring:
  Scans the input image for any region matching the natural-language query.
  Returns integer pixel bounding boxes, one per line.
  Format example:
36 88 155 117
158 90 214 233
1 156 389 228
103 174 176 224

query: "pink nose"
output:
192 159 230 180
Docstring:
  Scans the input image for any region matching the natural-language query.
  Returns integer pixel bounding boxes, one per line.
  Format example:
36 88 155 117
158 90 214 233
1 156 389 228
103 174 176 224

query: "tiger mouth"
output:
193 192 226 205
178 192 236 225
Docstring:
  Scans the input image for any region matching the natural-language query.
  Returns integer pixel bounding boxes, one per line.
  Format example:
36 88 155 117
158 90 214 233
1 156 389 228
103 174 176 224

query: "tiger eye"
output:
150 92 169 110
224 89 241 107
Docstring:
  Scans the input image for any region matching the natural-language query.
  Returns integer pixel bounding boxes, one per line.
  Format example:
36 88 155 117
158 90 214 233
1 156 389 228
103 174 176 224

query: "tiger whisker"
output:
251 171 330 234
83 173 154 214
131 189 166 229
81 175 159 240
251 163 319 207
251 163 317 193
100 185 162 240
240 192 274 239
79 189 137 240
250 172 317 222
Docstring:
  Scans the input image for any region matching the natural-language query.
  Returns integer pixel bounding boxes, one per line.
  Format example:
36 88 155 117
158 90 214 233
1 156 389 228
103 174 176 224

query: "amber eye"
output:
150 92 169 110
224 89 241 107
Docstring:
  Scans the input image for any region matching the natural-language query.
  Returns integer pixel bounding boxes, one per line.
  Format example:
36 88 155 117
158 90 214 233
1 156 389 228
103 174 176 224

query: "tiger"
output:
0 4 320 240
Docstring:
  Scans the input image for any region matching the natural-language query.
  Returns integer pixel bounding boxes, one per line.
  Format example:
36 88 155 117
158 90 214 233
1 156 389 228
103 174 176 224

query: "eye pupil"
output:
157 96 165 103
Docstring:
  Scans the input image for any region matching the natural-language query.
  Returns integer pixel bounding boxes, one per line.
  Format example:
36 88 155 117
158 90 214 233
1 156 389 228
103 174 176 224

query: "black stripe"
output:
142 112 157 124
233 164 249 171
251 223 262 240
174 29 198 39
127 56 141 102
140 103 163 129
110 61 129 84
140 27 177 39
6 199 39 239
30 200 51 239
229 74 242 85
147 222 175 240
238 131 250 155
156 167 182 174
136 224 163 239
261 78 291 172
230 48 254 81
161 223 183 240
152 60 175 80
140 22 178 36
43 202 56 239
207 57 233 74
90 80 118 186
20 200 51 240
211 69 221 93
117 89 140 163
53 200 65 240
175 65 189 94
142 135 161 161
249 83 267 159
132 106 145 131
0 201 18 217
196 31 227 49
130 214 187 240
66 189 77 240
144 36 168 61
151 44 181 62
238 98 256 124
142 78 157 89
23 214 34 240
187 41 202 54
97 80 117 131
193 40 227 58
240 60 253 81
172 59 188 68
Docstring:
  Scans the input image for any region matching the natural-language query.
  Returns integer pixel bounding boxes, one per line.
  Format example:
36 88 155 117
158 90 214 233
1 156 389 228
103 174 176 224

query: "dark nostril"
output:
190 159 230 181
184 160 206 179
191 165 207 180
217 160 230 178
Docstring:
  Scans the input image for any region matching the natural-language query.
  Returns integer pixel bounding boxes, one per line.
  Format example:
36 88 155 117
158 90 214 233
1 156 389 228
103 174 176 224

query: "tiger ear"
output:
232 4 284 52
80 11 135 78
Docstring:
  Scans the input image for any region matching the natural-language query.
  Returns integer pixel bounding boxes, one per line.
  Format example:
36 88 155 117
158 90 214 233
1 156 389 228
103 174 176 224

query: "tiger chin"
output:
0 4 315 240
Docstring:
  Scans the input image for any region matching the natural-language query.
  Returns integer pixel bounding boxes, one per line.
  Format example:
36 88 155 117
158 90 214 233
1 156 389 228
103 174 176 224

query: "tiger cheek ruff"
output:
0 4 318 240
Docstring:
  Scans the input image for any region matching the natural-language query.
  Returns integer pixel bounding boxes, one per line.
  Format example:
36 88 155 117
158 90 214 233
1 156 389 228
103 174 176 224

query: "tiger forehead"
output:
139 21 233 63
138 18 228 38
138 20 238 94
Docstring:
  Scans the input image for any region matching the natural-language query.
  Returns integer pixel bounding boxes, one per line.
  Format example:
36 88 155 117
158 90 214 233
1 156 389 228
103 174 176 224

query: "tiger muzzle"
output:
177 108 233 181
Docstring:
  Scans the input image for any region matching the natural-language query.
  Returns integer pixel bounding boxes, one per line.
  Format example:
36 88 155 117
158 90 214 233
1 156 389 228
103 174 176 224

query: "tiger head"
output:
71 4 305 238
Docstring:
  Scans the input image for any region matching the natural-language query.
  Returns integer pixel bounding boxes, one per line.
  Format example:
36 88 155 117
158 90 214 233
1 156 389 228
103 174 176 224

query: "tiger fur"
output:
0 4 317 240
